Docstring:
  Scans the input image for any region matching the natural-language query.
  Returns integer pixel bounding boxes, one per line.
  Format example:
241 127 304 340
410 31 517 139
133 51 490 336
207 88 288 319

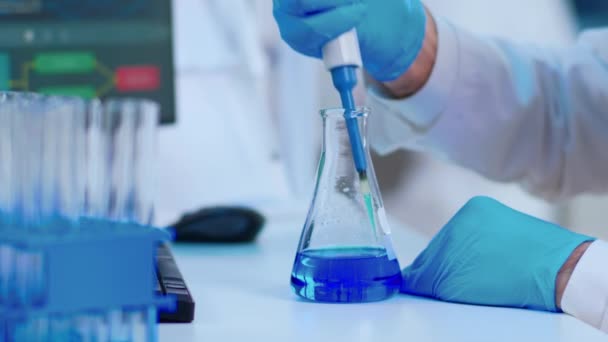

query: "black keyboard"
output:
156 243 195 323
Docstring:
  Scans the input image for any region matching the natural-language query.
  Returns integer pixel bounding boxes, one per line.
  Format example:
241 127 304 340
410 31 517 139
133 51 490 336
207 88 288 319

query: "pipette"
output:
322 30 375 228
323 29 366 175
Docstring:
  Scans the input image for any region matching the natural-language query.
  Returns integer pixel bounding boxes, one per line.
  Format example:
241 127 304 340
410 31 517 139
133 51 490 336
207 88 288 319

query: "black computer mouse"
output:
171 206 265 243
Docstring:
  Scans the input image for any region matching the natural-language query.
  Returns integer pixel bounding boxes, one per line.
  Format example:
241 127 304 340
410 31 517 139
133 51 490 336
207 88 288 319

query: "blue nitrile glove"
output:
402 196 595 312
273 0 427 81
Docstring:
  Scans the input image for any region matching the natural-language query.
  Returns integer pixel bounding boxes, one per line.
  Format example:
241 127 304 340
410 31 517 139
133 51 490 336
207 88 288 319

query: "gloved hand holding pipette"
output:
273 0 426 82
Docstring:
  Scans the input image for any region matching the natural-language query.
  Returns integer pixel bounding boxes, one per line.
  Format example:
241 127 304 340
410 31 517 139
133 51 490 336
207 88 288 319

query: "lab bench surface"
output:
158 212 607 342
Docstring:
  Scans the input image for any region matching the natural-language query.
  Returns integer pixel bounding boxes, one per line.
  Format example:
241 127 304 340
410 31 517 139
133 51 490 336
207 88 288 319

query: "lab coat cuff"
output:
561 240 608 333
367 17 460 146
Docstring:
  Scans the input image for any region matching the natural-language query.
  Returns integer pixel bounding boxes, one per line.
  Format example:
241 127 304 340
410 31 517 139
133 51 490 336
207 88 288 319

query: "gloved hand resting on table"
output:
402 196 595 312
272 0 427 81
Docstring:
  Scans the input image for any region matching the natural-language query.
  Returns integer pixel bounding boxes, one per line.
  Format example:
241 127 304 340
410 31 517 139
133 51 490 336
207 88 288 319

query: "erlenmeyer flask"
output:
291 107 402 303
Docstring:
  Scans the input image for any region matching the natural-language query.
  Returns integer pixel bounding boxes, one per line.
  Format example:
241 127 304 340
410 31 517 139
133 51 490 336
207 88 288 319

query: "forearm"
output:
367 18 608 200
555 241 591 310
381 8 438 98
559 240 608 332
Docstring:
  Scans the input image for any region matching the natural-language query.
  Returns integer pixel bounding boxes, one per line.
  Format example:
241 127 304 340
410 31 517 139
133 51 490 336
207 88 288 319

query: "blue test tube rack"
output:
0 218 173 341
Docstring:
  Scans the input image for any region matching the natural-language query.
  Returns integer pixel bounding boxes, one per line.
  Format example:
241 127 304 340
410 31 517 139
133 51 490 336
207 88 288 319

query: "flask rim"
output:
320 107 370 119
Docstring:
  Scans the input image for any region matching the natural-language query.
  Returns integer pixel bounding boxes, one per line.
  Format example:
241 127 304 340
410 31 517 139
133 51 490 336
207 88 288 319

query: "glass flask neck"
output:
320 108 370 175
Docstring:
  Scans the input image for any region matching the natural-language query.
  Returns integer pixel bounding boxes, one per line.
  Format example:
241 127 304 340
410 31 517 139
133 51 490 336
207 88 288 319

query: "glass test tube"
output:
40 96 59 220
0 92 15 221
104 99 159 224
73 314 97 342
48 314 71 341
56 97 86 222
92 311 111 342
11 93 45 226
105 99 136 222
0 93 15 308
14 316 49 341
84 99 110 218
41 96 87 223
0 244 15 306
14 248 46 307
129 308 150 341
133 100 159 225
109 308 133 341
0 96 13 305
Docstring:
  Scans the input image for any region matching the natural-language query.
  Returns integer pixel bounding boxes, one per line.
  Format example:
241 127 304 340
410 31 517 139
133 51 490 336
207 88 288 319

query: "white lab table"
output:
158 210 607 342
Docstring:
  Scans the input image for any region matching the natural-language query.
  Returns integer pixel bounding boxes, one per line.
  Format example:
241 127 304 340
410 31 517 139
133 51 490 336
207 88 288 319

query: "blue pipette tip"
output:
330 66 368 174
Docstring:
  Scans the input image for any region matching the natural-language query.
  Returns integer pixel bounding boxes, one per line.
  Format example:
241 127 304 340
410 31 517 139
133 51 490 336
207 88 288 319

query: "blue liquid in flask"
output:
290 246 402 303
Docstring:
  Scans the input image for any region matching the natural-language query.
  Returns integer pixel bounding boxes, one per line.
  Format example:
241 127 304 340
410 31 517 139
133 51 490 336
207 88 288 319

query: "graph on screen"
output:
0 0 175 123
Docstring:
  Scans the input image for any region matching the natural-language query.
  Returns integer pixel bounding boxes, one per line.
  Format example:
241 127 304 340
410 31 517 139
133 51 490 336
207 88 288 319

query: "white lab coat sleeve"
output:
367 18 608 200
561 240 608 333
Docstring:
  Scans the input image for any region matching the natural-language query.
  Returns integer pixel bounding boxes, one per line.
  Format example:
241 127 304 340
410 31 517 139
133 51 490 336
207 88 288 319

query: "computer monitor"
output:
571 0 608 30
0 0 176 124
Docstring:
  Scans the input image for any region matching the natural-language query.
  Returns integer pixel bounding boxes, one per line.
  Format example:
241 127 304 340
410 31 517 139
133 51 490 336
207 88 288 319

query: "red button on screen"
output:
116 65 160 92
